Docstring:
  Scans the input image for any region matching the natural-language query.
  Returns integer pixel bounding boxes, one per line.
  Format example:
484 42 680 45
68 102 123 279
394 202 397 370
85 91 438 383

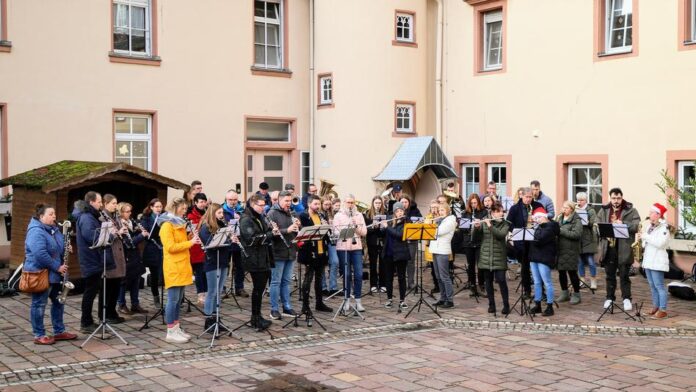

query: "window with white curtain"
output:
395 104 414 133
462 164 480 198
396 13 414 42
483 10 503 71
113 0 151 56
254 0 283 69
488 164 507 196
114 113 152 170
320 75 333 105
605 0 632 54
678 161 695 233
568 165 603 209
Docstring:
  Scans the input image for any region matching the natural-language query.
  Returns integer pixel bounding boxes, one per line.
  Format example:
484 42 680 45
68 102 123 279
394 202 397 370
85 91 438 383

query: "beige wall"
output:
0 0 310 203
445 0 696 220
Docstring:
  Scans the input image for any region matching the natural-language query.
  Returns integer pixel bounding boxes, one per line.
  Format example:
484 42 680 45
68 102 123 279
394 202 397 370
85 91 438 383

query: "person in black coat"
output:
116 202 148 315
297 195 333 313
528 207 560 316
364 196 386 293
140 199 164 308
461 193 488 296
506 187 543 298
381 202 410 309
400 194 422 289
239 194 275 331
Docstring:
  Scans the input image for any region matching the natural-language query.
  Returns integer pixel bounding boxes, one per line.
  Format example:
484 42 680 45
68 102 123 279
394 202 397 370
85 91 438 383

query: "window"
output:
254 0 283 69
247 121 290 142
396 12 414 43
488 164 507 196
483 10 503 71
395 103 415 134
319 74 333 105
301 151 311 195
114 113 152 170
605 0 632 54
678 161 695 232
568 165 603 209
113 0 152 56
462 164 480 198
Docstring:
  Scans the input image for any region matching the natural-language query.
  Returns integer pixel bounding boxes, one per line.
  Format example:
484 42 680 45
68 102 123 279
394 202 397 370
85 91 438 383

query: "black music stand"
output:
222 219 244 311
82 222 128 347
333 227 366 321
505 227 536 322
403 223 440 319
595 224 640 322
283 225 331 331
139 269 165 331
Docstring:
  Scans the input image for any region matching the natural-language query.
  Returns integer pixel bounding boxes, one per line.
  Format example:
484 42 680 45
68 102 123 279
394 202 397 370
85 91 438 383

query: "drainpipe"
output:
309 0 316 185
434 0 444 148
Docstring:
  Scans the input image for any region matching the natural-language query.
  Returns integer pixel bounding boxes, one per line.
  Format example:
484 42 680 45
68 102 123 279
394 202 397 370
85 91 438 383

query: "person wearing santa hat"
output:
528 206 560 316
637 203 672 319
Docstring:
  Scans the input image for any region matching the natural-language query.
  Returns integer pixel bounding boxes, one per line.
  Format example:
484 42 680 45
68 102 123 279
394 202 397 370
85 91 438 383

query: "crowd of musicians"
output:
23 178 676 345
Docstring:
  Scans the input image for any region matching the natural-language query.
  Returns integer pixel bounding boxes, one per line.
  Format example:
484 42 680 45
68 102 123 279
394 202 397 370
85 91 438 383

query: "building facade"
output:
0 0 695 231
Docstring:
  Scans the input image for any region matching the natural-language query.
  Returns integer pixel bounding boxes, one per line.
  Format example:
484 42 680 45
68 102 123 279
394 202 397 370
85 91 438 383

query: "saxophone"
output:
57 220 74 304
631 220 644 264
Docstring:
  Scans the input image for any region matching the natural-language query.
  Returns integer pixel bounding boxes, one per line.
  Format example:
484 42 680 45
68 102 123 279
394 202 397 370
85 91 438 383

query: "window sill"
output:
0 41 11 53
251 66 293 78
109 52 161 66
392 40 418 48
317 103 335 109
683 40 696 46
392 131 417 138
597 49 632 57
595 48 637 61
475 66 505 76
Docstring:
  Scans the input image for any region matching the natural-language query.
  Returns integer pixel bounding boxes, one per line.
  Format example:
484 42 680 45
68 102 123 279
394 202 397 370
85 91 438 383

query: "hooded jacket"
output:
73 202 116 278
529 220 560 267
239 207 274 272
596 200 641 265
640 219 671 272
24 218 65 284
186 207 206 264
576 205 598 254
382 219 410 262
474 217 510 271
266 204 298 261
555 212 583 271
159 215 194 289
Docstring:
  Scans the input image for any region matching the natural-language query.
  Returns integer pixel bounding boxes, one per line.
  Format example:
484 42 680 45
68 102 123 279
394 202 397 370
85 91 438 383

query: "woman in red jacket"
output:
187 193 208 304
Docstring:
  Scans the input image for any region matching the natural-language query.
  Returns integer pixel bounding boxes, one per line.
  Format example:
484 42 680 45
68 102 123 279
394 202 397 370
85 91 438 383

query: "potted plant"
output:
656 165 696 252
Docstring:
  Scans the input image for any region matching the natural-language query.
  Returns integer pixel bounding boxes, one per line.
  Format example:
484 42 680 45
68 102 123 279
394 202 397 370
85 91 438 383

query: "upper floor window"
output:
114 113 152 170
113 0 152 56
395 103 415 134
396 12 414 43
254 0 283 69
605 0 632 54
319 75 333 105
483 10 503 71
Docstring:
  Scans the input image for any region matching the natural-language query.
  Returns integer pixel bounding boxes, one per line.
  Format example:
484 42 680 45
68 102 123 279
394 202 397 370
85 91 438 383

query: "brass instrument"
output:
57 220 74 304
355 201 369 214
443 190 461 204
632 220 645 264
319 179 339 200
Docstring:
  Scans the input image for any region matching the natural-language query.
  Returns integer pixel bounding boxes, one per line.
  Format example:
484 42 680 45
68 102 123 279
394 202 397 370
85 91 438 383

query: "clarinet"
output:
265 215 291 248
57 221 74 304
101 210 134 249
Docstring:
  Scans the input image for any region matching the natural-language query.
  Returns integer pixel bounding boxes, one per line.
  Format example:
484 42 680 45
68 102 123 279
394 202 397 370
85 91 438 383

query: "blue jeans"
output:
433 254 453 302
30 284 64 338
645 268 668 310
338 249 363 299
118 276 141 307
204 267 228 315
322 244 339 291
530 262 554 304
165 286 185 325
578 253 597 277
270 259 294 311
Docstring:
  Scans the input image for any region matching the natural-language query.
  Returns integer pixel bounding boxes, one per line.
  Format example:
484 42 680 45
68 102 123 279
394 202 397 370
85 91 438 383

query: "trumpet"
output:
292 196 301 206
57 220 74 304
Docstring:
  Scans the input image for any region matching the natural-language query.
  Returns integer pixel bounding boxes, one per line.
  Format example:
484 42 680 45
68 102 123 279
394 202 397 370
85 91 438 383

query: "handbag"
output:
19 269 49 293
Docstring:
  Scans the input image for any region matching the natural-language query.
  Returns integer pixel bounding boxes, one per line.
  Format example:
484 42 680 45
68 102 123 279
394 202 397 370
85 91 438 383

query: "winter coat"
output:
459 209 488 248
424 214 452 262
123 221 146 280
297 211 329 266
140 213 163 268
364 212 385 248
596 201 641 265
404 204 423 220
160 221 193 289
529 221 560 268
507 199 543 256
332 209 367 251
266 204 298 261
474 217 510 271
24 218 65 284
382 220 410 262
534 191 555 219
429 215 457 255
73 203 115 278
555 213 583 271
239 208 273 273
186 207 206 264
222 203 243 254
199 220 232 273
104 212 126 280
576 206 598 254
641 220 671 272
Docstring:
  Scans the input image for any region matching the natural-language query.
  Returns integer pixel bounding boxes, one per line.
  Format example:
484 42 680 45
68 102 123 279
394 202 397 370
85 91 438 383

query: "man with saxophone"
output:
597 187 641 311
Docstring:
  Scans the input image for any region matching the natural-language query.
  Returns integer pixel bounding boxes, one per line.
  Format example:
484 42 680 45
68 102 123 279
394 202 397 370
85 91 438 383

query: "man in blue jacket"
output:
530 180 555 219
222 189 248 298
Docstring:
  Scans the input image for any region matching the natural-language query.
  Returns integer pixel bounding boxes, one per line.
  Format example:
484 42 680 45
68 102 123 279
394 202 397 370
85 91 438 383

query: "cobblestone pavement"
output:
2 261 696 390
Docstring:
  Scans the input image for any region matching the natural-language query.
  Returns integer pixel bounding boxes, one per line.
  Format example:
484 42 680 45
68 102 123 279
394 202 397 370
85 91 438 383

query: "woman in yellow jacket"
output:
159 197 200 343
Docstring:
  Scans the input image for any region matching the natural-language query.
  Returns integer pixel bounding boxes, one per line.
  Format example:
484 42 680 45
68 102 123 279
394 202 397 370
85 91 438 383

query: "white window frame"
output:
605 0 633 54
395 12 414 43
568 164 603 209
319 75 333 105
114 113 152 171
487 163 507 196
112 0 152 57
300 151 311 195
254 0 283 69
678 161 696 233
462 164 480 198
483 10 503 71
395 104 414 134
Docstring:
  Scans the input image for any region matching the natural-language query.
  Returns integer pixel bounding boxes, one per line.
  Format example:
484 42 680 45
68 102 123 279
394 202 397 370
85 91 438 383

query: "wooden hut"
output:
0 160 189 279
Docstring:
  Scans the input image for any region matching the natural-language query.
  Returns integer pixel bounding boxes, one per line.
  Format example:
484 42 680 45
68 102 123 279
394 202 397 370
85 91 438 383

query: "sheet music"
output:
613 224 629 239
576 210 589 225
511 228 535 241
458 218 471 229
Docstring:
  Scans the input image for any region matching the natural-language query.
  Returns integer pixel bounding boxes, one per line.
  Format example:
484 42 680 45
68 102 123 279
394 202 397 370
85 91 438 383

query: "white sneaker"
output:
380 287 387 293
370 286 378 293
384 299 393 308
590 278 597 290
174 324 191 339
343 299 351 312
399 301 408 309
623 299 633 312
603 299 613 309
166 327 188 343
355 299 365 312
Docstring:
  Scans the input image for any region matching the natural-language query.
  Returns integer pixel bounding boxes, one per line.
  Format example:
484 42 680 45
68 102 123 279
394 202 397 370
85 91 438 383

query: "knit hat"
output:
650 203 667 218
532 207 547 219
393 202 404 212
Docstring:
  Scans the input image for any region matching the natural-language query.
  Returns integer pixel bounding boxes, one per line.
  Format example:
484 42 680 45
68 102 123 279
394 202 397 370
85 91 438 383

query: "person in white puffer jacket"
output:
429 203 458 308
638 203 672 319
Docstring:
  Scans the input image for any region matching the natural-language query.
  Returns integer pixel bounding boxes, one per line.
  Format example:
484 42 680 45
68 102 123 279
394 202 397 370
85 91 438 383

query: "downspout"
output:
309 0 316 185
434 0 444 148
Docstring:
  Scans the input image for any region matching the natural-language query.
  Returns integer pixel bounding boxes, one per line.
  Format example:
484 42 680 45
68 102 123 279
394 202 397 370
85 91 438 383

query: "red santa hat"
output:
650 203 667 218
532 207 547 219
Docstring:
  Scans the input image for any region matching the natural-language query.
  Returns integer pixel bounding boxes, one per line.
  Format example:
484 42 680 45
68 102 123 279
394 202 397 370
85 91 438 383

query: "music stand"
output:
222 219 244 311
505 227 536 322
333 226 366 321
283 225 331 330
139 268 165 331
403 223 441 319
82 222 128 348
